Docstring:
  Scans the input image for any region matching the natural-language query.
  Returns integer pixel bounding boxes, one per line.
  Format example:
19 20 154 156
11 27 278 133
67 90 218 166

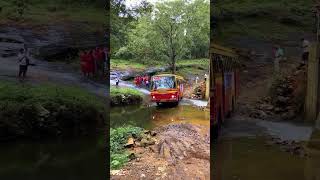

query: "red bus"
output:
210 44 240 138
150 74 185 106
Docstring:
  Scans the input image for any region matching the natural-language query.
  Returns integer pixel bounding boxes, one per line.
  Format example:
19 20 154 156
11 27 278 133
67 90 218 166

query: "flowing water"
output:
110 105 210 129
213 116 320 180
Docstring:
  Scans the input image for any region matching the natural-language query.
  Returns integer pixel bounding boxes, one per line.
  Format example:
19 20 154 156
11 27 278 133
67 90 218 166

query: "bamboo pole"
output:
305 43 320 122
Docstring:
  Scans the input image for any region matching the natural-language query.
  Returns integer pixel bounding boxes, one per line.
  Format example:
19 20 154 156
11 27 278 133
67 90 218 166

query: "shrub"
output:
0 81 107 140
110 126 143 169
110 87 143 106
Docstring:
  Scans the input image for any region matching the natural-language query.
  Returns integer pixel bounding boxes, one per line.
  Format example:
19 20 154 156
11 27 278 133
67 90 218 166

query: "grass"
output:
110 86 143 98
0 0 106 27
111 58 209 71
0 81 105 109
212 0 314 44
111 59 150 70
0 80 107 139
110 86 144 106
110 126 144 169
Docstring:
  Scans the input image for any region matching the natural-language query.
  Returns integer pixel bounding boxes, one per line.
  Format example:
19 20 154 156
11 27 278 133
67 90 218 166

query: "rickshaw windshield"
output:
152 76 176 90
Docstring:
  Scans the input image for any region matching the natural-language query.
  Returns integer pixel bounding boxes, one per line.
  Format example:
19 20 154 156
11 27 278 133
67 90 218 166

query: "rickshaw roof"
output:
152 74 185 80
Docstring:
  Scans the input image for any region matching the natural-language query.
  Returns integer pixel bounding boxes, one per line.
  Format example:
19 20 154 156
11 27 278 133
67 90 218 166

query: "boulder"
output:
124 137 135 148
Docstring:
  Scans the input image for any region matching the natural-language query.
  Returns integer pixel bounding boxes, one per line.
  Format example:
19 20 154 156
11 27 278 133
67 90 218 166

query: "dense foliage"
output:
0 81 107 140
110 86 144 106
111 0 209 73
110 126 143 169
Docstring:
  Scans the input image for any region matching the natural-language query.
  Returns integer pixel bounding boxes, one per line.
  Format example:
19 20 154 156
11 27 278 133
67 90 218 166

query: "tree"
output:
113 0 209 73
153 0 188 74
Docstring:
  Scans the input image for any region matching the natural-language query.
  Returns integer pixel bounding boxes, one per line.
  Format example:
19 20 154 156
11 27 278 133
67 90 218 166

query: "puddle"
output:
110 105 210 129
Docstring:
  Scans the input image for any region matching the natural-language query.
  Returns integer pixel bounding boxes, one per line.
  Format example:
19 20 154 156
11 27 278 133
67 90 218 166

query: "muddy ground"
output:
111 123 210 180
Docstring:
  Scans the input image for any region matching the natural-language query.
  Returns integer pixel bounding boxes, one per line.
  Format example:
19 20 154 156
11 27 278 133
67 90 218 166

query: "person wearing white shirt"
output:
18 48 29 78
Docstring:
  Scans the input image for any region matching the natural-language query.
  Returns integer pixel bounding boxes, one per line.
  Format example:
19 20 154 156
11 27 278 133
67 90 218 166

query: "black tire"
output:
156 102 160 106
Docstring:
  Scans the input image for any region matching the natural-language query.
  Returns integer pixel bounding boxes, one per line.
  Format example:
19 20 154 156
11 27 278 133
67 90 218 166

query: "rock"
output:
124 137 134 148
259 103 274 111
281 110 296 120
140 174 146 178
277 96 289 104
151 131 157 136
110 170 121 176
128 152 136 160
252 110 267 119
140 137 155 147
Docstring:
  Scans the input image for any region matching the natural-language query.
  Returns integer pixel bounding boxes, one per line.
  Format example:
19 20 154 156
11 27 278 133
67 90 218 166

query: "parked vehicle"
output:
150 74 185 106
210 44 240 138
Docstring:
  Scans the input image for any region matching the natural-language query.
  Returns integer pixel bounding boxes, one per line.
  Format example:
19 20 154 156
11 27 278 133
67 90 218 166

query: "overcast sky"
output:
124 0 162 8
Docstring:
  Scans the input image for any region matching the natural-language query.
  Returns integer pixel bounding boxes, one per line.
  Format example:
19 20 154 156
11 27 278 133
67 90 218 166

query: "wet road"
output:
213 115 320 180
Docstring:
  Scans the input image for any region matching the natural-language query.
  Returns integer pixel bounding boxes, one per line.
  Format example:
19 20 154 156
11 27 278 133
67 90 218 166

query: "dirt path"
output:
111 123 210 180
0 56 109 98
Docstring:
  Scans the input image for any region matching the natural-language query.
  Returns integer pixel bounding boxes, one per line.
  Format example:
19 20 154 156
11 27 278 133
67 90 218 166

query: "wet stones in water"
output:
267 137 308 157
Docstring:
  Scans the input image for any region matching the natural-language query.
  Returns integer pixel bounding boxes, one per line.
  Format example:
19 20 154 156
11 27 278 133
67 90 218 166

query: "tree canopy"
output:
111 0 209 73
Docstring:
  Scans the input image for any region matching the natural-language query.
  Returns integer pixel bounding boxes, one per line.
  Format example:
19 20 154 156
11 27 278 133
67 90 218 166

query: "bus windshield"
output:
152 76 176 90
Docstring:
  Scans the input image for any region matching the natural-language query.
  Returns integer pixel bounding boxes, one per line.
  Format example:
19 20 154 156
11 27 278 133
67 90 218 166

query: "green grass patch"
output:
213 0 313 43
0 80 107 139
0 0 106 27
110 126 144 169
110 86 143 97
111 59 148 70
111 58 208 71
110 86 144 106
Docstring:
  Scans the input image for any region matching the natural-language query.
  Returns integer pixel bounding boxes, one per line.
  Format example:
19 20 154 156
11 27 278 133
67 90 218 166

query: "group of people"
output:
134 75 150 88
195 74 208 84
80 47 109 77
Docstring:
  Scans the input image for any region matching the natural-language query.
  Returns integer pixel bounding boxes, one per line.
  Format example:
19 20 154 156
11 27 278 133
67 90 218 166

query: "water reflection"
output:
0 134 105 180
213 136 320 180
110 105 210 129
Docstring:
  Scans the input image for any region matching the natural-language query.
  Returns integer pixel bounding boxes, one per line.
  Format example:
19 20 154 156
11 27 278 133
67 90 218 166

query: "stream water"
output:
110 105 210 129
0 133 105 180
213 116 320 180
213 136 320 180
